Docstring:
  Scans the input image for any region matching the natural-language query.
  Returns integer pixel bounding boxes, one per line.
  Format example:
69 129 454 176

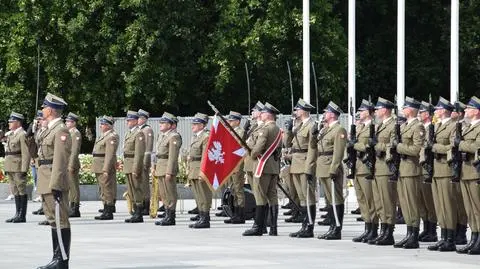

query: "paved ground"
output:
0 195 478 269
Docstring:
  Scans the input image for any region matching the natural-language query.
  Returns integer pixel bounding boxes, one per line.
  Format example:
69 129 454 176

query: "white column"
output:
348 0 356 127
303 0 310 103
451 0 459 102
397 0 405 107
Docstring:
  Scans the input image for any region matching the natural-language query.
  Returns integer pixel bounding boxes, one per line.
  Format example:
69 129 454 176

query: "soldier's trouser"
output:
8 172 27 196
292 173 316 206
68 169 80 204
460 180 480 233
158 175 177 210
42 193 70 229
126 173 144 206
397 176 421 227
319 171 344 206
191 178 212 212
374 175 397 224
455 183 468 225
142 164 151 200
432 177 457 230
97 172 116 205
252 174 278 206
418 179 436 223
232 171 245 207
355 174 377 223
282 169 300 206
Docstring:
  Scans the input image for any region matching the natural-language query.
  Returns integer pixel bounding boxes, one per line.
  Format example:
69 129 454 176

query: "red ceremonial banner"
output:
200 116 246 190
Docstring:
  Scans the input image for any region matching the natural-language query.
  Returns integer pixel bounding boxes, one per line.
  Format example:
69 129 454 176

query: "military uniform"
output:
244 102 265 187
138 109 154 215
36 93 72 269
456 96 480 254
154 112 182 226
123 111 146 223
4 112 31 223
243 103 281 236
393 97 425 249
93 116 119 220
65 113 82 218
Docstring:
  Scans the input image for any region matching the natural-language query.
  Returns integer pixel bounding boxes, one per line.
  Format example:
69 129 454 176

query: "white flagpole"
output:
303 0 310 103
397 0 405 107
451 0 459 102
348 0 356 129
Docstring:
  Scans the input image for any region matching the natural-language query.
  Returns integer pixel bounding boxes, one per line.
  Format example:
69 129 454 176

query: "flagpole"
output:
397 0 405 107
450 0 459 103
348 0 356 132
303 0 310 103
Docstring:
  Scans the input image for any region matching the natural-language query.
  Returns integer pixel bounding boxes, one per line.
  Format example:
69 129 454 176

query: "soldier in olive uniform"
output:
392 97 425 249
456 96 480 255
243 103 281 236
154 112 182 226
417 101 438 242
370 97 397 245
123 111 146 223
4 112 31 223
285 99 317 238
307 101 347 240
224 111 247 224
280 133 301 219
351 100 380 243
137 109 154 215
37 93 72 269
93 116 119 220
64 112 82 218
244 102 264 188
426 97 457 251
187 113 212 229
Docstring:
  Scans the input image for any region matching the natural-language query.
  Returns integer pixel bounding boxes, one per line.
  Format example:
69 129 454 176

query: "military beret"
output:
126 110 139 120
8 112 24 122
323 101 343 115
192 113 209 124
65 112 80 122
138 109 150 118
402 96 421 110
159 112 176 124
294 98 315 112
42 92 67 110
357 99 374 111
226 111 242 121
260 102 280 115
99 115 114 125
466 96 480 110
374 97 395 110
434 97 454 111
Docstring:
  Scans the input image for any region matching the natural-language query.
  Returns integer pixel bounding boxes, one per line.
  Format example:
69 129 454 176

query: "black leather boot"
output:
403 226 420 249
351 207 361 214
5 195 20 223
457 232 478 254
428 228 447 251
420 221 437 242
363 223 378 243
37 228 70 269
317 208 332 226
95 204 114 220
188 207 199 215
37 229 59 269
158 204 165 212
285 208 302 223
438 229 456 252
191 211 210 229
283 208 294 216
369 223 387 244
318 206 334 239
268 205 278 236
158 209 176 226
468 234 480 255
68 202 81 218
455 224 468 245
319 205 329 212
33 205 45 215
141 200 150 216
215 209 228 217
243 205 266 236
125 204 143 223
376 224 395 245
394 225 412 248
225 206 246 224
353 223 371 243
324 204 344 240
155 209 168 225
12 194 27 223
296 205 316 238
190 214 200 221
281 200 293 209
418 221 429 241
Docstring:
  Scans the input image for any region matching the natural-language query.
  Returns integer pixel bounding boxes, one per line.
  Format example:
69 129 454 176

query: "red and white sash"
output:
254 129 283 178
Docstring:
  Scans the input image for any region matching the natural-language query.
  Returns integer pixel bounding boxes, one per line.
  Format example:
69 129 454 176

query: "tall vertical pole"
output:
348 0 356 129
36 42 40 110
397 0 405 108
303 0 310 103
451 0 459 102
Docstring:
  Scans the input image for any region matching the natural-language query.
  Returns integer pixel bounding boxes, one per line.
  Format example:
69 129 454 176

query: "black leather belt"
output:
291 149 308 153
461 153 473 162
156 154 168 159
434 153 447 160
376 151 386 158
190 157 202 161
39 159 53 166
124 154 134 158
318 151 333 156
92 153 105 157
5 151 21 156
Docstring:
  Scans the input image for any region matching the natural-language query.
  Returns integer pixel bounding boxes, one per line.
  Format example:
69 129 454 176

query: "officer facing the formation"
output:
36 93 72 269
224 111 247 224
154 112 182 226
123 111 146 223
285 98 317 238
65 112 82 218
137 109 154 216
457 96 480 255
93 116 119 220
417 101 438 242
393 96 425 249
351 100 379 243
308 101 347 240
187 113 212 229
427 97 457 252
243 103 282 236
4 112 31 223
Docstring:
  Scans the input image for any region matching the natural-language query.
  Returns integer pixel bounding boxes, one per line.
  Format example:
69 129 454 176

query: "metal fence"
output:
96 114 349 156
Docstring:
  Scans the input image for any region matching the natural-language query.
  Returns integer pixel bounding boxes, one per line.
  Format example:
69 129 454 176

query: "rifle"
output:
387 96 401 182
450 102 462 183
344 98 356 179
363 119 376 180
421 97 434 183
